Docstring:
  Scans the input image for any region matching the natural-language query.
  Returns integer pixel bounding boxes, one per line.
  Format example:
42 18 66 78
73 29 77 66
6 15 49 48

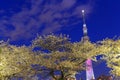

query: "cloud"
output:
61 0 76 9
0 0 95 41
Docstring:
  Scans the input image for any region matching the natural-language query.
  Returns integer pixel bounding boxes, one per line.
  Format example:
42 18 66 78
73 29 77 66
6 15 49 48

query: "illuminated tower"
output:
81 10 95 80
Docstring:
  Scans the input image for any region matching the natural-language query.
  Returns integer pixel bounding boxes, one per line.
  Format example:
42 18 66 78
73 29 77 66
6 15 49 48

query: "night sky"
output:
0 0 120 79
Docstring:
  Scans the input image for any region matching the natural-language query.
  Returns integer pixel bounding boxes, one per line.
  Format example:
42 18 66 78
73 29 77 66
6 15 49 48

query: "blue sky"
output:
0 0 120 43
0 0 120 79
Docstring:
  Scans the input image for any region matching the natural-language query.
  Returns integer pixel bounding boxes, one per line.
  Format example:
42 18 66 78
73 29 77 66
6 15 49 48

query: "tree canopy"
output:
0 34 120 80
0 44 34 79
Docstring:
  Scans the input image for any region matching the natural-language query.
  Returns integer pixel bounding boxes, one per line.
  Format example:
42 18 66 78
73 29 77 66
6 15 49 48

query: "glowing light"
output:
83 24 86 27
82 10 85 13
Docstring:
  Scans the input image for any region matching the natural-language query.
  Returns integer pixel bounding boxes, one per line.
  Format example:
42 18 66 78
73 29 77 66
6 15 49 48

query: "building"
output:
81 10 95 80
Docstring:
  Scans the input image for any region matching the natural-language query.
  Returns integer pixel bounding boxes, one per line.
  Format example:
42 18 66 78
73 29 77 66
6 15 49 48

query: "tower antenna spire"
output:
81 10 89 41
82 10 86 25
